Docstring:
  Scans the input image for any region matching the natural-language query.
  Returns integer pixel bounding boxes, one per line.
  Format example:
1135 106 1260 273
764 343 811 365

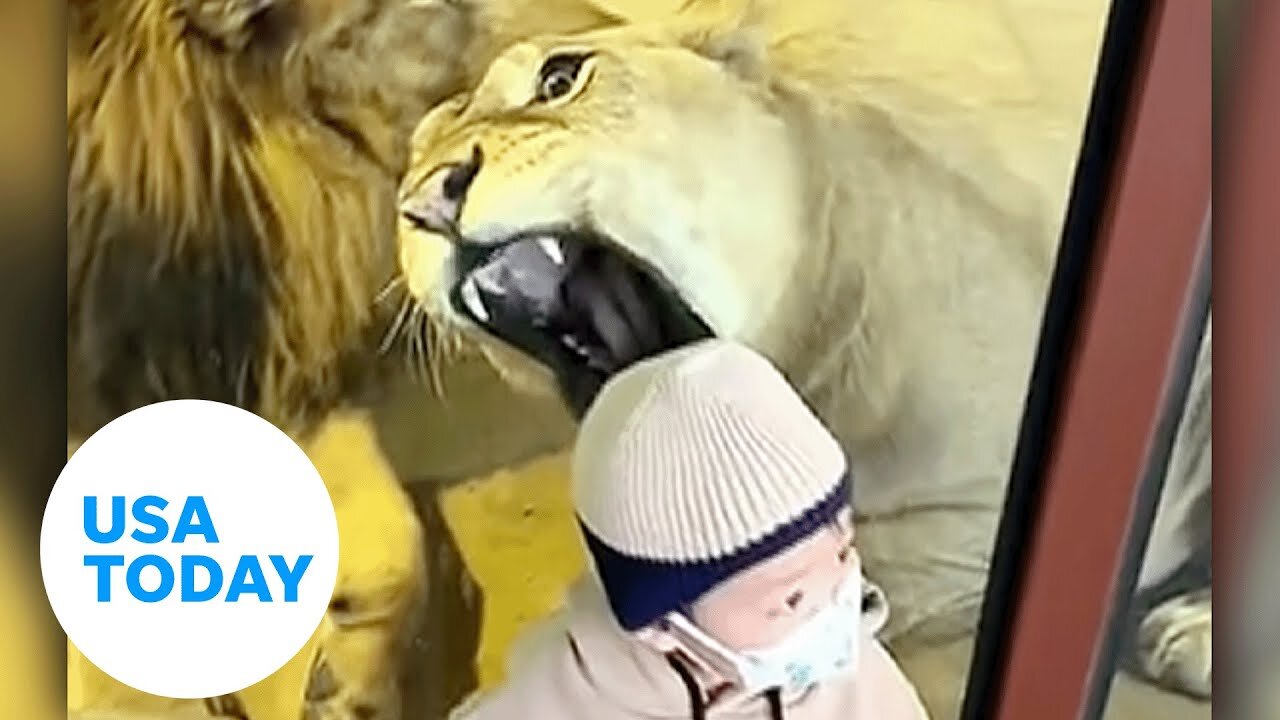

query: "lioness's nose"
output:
400 144 484 235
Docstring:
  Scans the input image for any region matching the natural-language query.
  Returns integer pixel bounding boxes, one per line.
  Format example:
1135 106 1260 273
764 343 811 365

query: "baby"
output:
450 339 928 719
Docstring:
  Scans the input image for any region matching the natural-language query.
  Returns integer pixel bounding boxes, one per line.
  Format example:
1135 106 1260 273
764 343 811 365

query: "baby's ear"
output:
634 626 721 681
633 623 682 654
837 505 855 534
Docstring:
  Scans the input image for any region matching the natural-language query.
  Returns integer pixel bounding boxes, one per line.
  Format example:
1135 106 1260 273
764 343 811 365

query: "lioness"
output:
397 0 1211 713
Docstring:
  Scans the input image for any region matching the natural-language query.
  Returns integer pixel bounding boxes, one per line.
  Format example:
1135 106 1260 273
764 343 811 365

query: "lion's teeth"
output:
474 272 507 297
461 278 489 322
561 334 588 357
537 237 564 265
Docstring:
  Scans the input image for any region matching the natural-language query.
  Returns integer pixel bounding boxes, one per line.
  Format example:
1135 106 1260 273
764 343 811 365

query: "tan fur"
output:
398 0 1110 701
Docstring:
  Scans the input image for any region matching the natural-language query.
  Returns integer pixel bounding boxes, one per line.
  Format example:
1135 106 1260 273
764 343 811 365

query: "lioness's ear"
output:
670 0 768 82
482 0 635 50
688 25 767 82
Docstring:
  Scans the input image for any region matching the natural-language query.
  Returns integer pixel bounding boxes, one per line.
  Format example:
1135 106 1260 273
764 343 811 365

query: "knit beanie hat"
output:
573 339 851 632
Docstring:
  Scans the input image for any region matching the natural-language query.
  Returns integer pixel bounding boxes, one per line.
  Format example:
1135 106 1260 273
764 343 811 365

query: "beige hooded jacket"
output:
449 577 929 720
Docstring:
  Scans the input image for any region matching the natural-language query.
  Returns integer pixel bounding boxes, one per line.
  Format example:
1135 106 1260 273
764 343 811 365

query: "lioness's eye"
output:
535 52 592 103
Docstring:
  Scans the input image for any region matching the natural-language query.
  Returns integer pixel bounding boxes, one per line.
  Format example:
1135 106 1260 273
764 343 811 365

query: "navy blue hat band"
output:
580 472 852 631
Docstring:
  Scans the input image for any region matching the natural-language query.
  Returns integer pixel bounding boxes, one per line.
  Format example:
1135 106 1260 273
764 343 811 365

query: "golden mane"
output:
66 0 476 436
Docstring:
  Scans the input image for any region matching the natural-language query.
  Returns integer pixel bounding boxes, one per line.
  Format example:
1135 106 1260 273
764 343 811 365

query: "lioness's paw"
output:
303 652 398 720
1135 587 1211 699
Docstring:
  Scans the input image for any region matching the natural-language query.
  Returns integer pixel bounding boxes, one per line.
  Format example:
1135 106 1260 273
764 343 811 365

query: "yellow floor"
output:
437 451 584 689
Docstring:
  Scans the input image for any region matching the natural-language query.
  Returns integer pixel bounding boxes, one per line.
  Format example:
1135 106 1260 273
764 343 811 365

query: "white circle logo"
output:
42 400 339 699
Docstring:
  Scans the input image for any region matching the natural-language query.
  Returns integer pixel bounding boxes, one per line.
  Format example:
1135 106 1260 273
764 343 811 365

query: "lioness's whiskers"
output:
425 315 449 399
401 317 420 380
380 297 412 355
375 275 406 305
408 304 432 387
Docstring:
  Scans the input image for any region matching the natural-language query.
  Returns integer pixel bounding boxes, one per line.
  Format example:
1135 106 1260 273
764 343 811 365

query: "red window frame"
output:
960 0 1214 718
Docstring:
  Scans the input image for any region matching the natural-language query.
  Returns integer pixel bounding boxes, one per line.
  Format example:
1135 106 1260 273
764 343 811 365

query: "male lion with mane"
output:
397 0 1213 715
66 0 659 718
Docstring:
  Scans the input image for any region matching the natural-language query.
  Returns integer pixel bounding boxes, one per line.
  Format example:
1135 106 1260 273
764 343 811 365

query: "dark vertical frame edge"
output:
1081 216 1210 717
958 0 1153 717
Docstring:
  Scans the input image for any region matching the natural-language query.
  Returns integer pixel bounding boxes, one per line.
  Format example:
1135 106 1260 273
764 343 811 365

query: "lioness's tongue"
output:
470 237 573 327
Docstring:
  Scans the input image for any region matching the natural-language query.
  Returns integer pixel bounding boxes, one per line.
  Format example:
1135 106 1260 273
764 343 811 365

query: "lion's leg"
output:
1129 586 1212 700
1127 321 1212 700
1123 509 1212 703
359 357 578 718
289 425 490 720
69 414 431 720
399 482 483 720
1127 518 1211 702
243 411 429 720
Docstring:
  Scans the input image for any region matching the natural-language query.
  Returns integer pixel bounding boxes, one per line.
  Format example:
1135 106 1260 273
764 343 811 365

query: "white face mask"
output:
663 569 874 697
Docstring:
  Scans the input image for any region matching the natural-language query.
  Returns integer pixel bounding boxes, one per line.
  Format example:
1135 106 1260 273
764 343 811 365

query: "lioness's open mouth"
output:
448 231 714 416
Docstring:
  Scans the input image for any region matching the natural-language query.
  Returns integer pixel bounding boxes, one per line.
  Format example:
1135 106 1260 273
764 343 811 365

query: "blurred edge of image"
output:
0 1 66 719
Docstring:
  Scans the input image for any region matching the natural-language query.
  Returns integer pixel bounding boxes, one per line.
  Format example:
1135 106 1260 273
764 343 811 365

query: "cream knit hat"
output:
573 339 850 631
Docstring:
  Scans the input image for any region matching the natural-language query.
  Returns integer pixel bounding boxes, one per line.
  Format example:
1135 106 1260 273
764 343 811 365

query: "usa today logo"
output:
43 400 339 699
